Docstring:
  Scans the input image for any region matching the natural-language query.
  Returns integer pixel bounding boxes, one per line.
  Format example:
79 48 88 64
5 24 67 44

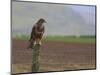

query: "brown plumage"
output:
27 18 46 49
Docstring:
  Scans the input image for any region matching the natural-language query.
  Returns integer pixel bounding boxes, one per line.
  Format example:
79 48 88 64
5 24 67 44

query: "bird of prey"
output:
27 18 46 49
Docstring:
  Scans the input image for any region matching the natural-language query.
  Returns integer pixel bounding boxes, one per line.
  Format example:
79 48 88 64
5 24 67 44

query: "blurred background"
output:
12 1 95 37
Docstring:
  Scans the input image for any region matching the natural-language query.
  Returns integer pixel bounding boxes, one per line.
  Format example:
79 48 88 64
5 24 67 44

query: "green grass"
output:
43 36 95 44
13 35 96 44
13 35 30 40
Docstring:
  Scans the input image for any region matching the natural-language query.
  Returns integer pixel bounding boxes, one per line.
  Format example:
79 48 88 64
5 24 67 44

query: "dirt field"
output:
11 39 96 74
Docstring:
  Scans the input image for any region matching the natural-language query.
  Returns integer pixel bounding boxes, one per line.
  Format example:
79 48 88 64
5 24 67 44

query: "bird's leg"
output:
36 38 42 46
33 39 36 46
35 39 38 45
39 39 42 46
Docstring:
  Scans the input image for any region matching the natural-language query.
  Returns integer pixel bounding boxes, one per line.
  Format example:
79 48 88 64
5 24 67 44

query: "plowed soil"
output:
11 39 96 74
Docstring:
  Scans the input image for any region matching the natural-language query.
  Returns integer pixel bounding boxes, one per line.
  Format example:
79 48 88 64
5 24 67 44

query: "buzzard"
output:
27 18 46 49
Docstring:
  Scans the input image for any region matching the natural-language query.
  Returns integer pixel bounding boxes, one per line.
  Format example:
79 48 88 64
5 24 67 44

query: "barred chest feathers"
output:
37 25 44 32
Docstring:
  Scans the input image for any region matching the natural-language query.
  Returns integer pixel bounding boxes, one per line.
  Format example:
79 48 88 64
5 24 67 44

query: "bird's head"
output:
37 18 46 25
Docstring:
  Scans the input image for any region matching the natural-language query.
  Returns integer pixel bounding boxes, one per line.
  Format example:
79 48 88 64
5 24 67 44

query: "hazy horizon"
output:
12 1 96 37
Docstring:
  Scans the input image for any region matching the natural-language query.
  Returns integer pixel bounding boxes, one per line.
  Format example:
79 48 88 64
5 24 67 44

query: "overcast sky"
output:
12 1 96 36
